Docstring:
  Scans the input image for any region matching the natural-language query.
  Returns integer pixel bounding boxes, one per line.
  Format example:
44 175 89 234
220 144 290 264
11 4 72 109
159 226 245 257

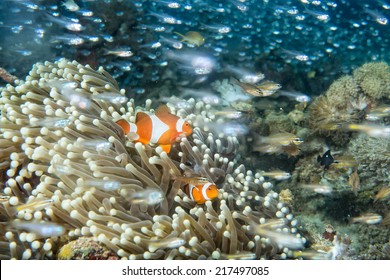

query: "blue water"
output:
1 0 389 97
1 0 390 260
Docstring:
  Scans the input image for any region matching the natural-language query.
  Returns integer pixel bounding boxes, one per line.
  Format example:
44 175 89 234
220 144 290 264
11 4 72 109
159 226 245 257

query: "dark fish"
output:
317 150 335 170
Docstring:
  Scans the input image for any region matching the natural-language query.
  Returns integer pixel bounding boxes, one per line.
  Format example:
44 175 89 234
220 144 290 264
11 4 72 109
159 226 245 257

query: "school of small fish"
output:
1 0 390 94
0 0 390 260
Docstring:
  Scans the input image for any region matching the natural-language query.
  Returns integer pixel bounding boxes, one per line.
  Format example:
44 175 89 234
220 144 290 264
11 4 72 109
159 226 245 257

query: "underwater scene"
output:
0 0 389 260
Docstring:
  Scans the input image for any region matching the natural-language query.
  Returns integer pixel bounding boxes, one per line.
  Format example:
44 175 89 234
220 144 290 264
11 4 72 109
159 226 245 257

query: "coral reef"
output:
306 62 390 143
348 134 390 186
353 62 390 101
308 62 390 144
58 237 119 260
264 111 296 134
0 59 305 260
307 81 366 144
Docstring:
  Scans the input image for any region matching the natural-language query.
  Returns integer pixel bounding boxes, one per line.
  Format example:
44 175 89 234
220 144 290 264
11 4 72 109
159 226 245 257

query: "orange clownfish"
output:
116 105 193 153
183 181 219 204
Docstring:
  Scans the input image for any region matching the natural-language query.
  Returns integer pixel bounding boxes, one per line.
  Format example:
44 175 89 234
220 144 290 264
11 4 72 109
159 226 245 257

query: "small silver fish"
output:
260 170 291 180
224 65 265 84
299 183 333 195
223 252 257 260
75 139 112 151
213 110 244 119
201 23 231 33
154 0 181 9
344 123 390 138
364 7 388 25
104 48 133 57
365 105 390 121
128 188 164 206
46 14 85 32
80 179 121 192
148 237 186 252
250 220 304 249
50 34 85 45
148 11 182 24
280 48 309 61
91 92 128 104
278 90 311 103
10 220 65 237
16 198 54 212
352 213 383 225
62 0 80 12
30 117 71 128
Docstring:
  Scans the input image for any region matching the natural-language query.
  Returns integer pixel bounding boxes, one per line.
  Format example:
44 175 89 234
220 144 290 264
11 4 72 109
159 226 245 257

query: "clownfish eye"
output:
185 123 190 127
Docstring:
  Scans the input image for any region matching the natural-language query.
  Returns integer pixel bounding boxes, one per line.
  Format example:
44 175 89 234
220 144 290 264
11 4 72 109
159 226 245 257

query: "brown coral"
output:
353 62 390 100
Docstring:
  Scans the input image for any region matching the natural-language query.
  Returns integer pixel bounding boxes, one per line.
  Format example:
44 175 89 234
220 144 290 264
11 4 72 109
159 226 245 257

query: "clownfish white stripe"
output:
202 182 213 200
188 184 196 201
129 123 137 133
129 123 139 140
176 118 185 133
149 114 169 143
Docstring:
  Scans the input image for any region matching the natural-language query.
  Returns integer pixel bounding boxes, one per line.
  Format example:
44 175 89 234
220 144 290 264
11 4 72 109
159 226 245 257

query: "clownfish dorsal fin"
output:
135 111 149 123
155 104 171 116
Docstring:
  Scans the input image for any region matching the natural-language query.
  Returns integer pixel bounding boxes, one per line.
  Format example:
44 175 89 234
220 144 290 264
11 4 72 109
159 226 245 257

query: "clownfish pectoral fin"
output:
159 144 172 153
116 119 130 134
127 132 139 141
135 111 149 123
155 104 171 116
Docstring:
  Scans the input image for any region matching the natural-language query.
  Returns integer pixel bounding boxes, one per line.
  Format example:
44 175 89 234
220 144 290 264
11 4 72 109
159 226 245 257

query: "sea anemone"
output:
0 59 305 260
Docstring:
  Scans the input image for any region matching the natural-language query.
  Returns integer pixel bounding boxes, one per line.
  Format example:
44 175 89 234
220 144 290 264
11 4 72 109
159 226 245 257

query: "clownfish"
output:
183 181 219 204
116 105 192 153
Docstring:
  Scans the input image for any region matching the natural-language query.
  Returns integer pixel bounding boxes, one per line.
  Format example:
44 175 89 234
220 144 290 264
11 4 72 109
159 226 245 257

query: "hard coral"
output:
353 62 390 100
348 134 390 186
325 75 360 104
307 73 368 144
308 95 355 144
58 237 119 260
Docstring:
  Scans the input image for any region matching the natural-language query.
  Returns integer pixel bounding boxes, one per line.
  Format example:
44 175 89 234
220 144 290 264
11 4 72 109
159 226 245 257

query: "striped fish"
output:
116 105 192 153
183 181 219 204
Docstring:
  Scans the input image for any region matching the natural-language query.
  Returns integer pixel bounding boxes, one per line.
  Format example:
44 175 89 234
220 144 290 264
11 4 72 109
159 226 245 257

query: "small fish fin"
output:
155 104 171 116
159 144 172 153
128 132 139 141
170 133 180 143
116 119 130 134
229 77 240 84
174 31 184 38
135 111 149 123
